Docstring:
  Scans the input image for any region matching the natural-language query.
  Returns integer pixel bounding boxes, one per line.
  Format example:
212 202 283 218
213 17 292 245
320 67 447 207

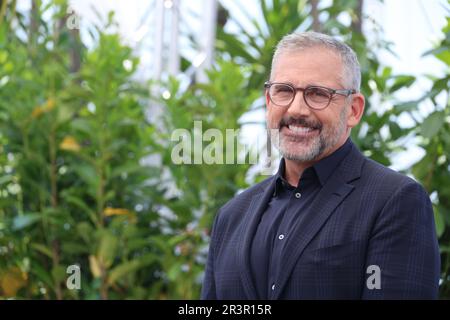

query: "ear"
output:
347 93 365 128
265 89 271 117
265 89 271 106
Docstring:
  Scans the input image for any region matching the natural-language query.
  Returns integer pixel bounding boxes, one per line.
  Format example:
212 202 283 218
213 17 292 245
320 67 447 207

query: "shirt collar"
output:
314 137 353 185
274 138 353 195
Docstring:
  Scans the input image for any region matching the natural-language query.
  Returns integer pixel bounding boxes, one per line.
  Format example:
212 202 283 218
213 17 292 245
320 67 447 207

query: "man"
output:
201 32 440 299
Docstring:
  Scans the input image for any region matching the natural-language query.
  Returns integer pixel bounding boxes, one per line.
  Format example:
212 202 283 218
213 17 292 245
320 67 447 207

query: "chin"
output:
279 137 325 161
280 147 320 162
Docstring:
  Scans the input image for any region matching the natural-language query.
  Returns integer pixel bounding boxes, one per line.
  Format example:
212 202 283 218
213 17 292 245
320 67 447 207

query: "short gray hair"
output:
270 31 361 91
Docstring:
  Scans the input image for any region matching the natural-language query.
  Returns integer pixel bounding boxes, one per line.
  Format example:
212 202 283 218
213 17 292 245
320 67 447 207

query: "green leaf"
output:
429 77 450 99
381 66 392 80
64 195 98 226
30 243 53 259
107 253 158 285
98 231 118 268
389 75 415 93
126 238 150 251
74 164 97 188
30 263 54 288
436 50 450 66
388 121 403 140
216 29 257 63
107 260 141 285
70 118 92 135
0 174 13 186
168 234 190 247
51 265 67 284
394 101 419 114
421 111 446 139
433 205 445 238
441 203 450 226
167 262 182 282
423 46 450 66
75 222 93 244
56 103 75 125
61 242 89 255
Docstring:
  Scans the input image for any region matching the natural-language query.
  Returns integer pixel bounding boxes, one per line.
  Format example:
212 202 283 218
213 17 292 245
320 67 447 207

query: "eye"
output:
305 87 331 100
272 84 293 94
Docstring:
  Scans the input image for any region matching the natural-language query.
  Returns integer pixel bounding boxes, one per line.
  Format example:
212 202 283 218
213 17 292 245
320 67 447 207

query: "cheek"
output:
320 106 346 126
266 106 284 127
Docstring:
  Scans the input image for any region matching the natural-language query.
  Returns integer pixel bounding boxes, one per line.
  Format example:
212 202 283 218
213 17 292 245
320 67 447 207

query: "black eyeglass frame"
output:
264 81 357 110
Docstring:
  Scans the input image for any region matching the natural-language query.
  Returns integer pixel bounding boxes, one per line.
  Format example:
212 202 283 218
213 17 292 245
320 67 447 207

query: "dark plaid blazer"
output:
201 141 440 299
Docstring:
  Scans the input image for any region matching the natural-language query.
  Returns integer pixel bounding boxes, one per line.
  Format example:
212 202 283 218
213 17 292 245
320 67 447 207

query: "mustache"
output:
278 117 322 130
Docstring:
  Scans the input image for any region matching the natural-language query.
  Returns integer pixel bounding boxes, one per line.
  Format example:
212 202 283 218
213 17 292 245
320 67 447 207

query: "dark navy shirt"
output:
250 138 353 299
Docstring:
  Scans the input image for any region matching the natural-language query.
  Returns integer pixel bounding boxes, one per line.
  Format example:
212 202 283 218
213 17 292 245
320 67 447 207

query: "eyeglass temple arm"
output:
334 89 357 96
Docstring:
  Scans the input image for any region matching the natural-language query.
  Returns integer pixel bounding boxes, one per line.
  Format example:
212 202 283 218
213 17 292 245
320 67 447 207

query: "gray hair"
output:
270 31 361 91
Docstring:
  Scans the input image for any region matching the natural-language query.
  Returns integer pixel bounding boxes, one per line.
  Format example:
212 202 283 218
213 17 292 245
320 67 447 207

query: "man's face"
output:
266 47 358 162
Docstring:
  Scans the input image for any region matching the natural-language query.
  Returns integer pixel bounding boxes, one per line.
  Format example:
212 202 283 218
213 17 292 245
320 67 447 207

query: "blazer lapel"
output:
272 146 365 299
237 176 277 300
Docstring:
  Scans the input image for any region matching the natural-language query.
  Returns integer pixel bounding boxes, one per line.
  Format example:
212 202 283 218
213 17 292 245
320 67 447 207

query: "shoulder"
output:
340 143 427 196
357 156 431 213
342 144 431 209
362 157 423 190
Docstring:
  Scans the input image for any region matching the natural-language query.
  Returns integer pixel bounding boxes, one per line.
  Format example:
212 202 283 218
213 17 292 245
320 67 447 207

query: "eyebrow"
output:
272 81 346 89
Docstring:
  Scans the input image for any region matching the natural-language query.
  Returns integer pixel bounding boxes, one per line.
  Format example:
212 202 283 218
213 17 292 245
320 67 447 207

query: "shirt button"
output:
295 192 301 198
278 234 285 240
271 284 276 291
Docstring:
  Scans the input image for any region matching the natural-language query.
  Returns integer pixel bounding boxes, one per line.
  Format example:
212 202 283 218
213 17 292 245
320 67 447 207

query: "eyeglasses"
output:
264 81 356 110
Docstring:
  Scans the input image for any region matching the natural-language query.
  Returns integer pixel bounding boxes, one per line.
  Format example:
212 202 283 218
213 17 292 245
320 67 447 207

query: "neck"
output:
284 159 314 187
283 136 348 187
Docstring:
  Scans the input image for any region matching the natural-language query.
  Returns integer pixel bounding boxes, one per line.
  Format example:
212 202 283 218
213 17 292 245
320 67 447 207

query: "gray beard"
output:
269 106 348 162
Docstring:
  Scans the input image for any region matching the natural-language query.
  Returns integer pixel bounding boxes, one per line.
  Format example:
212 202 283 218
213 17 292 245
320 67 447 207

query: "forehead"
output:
271 47 344 87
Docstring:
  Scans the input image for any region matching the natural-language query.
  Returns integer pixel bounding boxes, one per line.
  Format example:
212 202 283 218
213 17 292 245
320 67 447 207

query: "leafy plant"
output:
411 10 450 297
150 60 259 298
0 1 160 299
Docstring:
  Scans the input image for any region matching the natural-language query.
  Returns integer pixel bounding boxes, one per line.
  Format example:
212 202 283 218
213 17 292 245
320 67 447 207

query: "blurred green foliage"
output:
412 12 450 296
0 0 448 299
0 1 163 299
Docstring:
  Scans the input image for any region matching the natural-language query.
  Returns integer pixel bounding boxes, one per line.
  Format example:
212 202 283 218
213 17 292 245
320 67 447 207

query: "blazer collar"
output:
237 175 277 299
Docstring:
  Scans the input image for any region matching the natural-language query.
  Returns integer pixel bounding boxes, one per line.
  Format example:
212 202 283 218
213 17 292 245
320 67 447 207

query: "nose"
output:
286 89 312 117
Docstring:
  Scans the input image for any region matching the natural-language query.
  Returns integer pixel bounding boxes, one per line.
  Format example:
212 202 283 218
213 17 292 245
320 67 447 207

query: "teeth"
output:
288 124 315 133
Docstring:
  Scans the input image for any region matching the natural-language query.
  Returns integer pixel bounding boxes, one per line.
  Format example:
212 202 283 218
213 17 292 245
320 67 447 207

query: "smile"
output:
282 124 320 138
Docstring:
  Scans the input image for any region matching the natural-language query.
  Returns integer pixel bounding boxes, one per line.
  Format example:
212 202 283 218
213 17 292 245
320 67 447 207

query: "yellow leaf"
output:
59 136 81 152
31 99 56 118
103 207 131 217
31 105 44 118
46 98 56 109
0 267 27 297
89 255 102 278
